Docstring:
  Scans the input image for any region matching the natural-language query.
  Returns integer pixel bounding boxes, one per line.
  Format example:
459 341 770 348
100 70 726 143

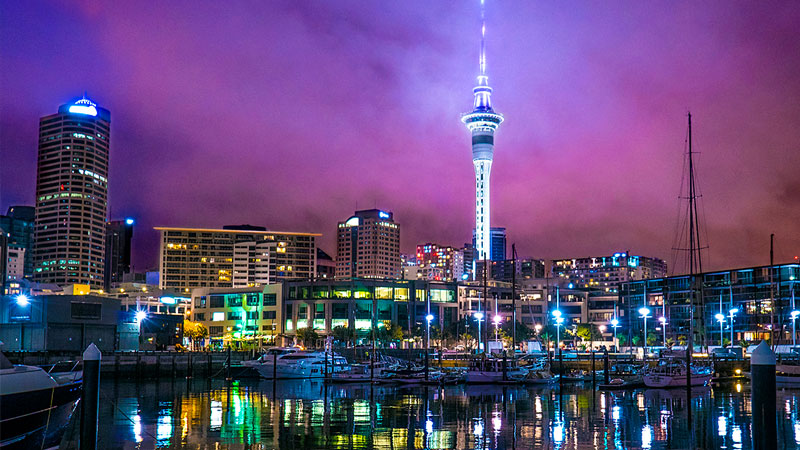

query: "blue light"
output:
568 283 574 289
68 98 98 116
425 314 434 322
160 296 176 304
16 294 30 307
378 211 390 219
461 273 470 280
125 218 135 225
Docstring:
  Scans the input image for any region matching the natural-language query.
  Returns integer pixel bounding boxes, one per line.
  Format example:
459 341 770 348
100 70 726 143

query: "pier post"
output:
272 350 277 380
603 348 610 385
558 347 563 387
502 355 508 381
591 351 596 385
751 341 776 450
80 343 101 450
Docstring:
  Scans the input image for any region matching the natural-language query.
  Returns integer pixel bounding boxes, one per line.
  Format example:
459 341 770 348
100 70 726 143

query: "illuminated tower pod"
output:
462 4 503 261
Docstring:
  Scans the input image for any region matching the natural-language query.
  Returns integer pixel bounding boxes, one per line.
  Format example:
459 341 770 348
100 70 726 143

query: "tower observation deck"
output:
462 1 503 262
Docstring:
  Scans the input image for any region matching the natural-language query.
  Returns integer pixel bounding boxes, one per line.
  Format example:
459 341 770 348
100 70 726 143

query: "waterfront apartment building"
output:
552 252 667 292
0 206 35 279
156 226 319 292
33 97 111 288
618 263 800 348
104 219 134 290
191 284 283 345
335 209 401 280
415 243 465 281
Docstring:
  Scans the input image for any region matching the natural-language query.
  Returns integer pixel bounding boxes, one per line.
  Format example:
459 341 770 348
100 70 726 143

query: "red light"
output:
60 184 64 190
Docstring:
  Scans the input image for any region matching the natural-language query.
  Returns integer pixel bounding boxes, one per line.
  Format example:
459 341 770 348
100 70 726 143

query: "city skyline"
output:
2 2 800 273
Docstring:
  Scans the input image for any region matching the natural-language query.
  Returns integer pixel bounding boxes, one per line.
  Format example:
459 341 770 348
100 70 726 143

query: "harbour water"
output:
61 379 800 449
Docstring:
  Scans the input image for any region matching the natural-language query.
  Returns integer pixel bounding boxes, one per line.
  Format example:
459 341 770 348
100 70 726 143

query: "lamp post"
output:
715 313 726 347
552 310 564 352
729 308 739 347
493 314 502 347
658 316 667 347
639 307 651 357
791 310 800 349
610 318 620 351
474 312 484 353
425 314 434 350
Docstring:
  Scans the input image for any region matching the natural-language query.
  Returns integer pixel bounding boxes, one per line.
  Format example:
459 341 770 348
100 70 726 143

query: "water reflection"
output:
75 380 800 449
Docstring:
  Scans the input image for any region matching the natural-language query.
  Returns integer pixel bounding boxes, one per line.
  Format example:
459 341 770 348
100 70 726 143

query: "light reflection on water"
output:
74 380 800 449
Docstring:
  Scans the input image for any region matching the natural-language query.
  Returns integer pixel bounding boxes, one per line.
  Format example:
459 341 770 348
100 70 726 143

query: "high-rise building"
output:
0 231 7 295
0 206 35 279
335 209 400 280
156 226 319 292
415 243 465 281
462 5 503 261
33 96 110 288
552 252 668 292
473 226 507 262
316 248 335 279
104 218 134 290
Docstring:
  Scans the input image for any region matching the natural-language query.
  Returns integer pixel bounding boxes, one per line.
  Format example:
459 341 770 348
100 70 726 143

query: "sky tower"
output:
462 0 503 262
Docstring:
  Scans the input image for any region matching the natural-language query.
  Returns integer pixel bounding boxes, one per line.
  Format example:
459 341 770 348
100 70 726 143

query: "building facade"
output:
415 243 465 281
335 210 400 280
0 206 35 279
552 252 668 292
156 226 319 292
191 284 283 346
104 218 134 290
33 97 110 288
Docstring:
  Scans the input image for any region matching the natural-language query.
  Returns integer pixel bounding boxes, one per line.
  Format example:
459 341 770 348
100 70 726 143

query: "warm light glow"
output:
493 315 502 325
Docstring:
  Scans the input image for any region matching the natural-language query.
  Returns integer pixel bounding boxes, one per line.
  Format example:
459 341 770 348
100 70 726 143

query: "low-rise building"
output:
191 284 283 347
552 252 667 292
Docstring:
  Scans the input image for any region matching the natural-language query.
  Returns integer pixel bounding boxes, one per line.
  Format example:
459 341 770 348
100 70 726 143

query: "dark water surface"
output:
61 379 800 449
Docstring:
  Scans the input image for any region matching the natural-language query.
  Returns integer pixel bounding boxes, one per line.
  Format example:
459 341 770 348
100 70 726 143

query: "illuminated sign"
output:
345 217 360 227
68 98 98 116
378 211 390 219
160 296 176 304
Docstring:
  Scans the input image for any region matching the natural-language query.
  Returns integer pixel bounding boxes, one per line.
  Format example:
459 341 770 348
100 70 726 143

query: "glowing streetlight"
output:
15 294 30 307
715 312 726 347
425 314 434 350
135 310 147 323
639 307 651 356
729 308 739 347
493 314 502 345
473 311 484 352
791 310 800 348
552 310 564 350
658 316 667 346
610 318 620 350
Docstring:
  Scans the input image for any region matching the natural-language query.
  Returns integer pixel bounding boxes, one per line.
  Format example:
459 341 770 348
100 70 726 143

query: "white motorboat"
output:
249 349 349 379
465 359 527 383
0 351 82 448
643 358 712 388
330 361 389 382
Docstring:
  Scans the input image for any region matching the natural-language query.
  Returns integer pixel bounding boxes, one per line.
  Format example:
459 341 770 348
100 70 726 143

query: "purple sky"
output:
2 1 799 274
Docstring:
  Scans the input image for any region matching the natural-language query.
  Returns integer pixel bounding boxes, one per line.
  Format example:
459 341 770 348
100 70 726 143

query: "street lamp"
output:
715 313 726 347
658 316 667 347
729 308 739 347
552 310 564 351
16 294 30 307
610 318 620 351
425 314 434 350
493 314 502 349
639 307 651 356
791 310 800 349
473 312 484 352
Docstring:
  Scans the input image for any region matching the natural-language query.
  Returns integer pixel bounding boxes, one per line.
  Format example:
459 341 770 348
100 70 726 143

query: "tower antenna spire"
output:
480 0 486 76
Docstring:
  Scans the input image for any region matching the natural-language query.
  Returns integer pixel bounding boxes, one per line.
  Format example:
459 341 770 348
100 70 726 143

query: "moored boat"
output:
249 349 349 379
643 358 712 388
0 351 82 449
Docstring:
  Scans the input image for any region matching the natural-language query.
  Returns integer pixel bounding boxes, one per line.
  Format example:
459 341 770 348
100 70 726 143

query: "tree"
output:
665 337 675 349
296 327 319 348
617 334 628 348
677 335 687 347
332 326 354 347
646 332 657 347
631 335 641 347
184 321 209 350
500 320 535 342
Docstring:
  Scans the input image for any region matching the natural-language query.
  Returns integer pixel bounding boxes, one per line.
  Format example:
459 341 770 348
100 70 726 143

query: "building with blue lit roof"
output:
33 96 111 288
